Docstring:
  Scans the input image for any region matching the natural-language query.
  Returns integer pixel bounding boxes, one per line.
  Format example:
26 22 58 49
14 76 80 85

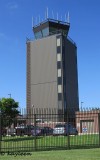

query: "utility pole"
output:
81 102 84 111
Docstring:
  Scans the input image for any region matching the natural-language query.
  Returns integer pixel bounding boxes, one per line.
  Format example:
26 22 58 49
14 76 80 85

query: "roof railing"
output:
33 18 70 28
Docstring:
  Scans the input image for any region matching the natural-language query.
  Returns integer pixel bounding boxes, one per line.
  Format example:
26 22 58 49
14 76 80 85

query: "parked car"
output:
16 125 34 136
65 124 78 136
36 119 45 123
1 128 16 136
31 126 42 136
31 126 53 136
53 124 65 136
53 123 78 136
41 127 53 136
1 128 7 136
7 128 16 136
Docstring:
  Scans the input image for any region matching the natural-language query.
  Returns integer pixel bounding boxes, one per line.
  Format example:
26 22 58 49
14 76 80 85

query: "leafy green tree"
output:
0 98 20 127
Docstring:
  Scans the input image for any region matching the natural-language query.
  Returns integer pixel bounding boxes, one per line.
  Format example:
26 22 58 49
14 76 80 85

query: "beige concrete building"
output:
76 110 100 134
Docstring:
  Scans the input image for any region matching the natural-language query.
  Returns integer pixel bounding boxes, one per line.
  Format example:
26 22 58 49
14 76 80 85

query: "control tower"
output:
26 18 79 120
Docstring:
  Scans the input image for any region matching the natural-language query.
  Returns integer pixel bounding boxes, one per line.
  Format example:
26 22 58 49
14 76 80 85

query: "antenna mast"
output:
36 17 37 25
57 12 58 20
32 16 33 28
67 12 70 23
39 15 40 23
61 15 62 21
65 13 67 22
46 7 48 19
52 10 54 19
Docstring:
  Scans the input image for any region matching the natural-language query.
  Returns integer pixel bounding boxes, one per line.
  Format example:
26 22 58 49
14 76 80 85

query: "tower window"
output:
57 46 61 53
58 93 62 100
57 54 61 61
58 77 62 84
57 38 60 46
58 69 61 77
34 31 42 39
42 27 49 37
58 85 62 93
57 61 61 69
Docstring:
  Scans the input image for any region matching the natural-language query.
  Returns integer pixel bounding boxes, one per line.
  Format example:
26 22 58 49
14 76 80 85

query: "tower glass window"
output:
58 69 61 77
42 27 49 37
35 31 42 39
58 77 62 84
57 46 61 53
57 61 61 69
57 38 60 46
57 54 61 61
58 85 62 93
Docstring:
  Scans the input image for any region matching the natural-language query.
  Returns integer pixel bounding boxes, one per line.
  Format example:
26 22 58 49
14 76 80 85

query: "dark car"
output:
16 125 34 136
65 124 78 136
31 126 53 136
31 126 42 136
41 127 53 136
1 128 7 136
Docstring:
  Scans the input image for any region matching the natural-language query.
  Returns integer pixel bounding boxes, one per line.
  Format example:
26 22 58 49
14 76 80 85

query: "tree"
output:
0 98 20 127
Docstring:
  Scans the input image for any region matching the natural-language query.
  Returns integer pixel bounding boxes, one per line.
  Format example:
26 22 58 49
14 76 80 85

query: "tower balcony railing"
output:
33 18 70 28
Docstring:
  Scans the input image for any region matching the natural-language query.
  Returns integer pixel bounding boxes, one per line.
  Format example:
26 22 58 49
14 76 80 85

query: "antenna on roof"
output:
36 17 37 25
46 7 48 19
57 12 58 20
67 11 70 23
52 10 54 19
32 16 33 27
45 11 46 20
39 15 40 23
65 13 67 22
61 15 62 21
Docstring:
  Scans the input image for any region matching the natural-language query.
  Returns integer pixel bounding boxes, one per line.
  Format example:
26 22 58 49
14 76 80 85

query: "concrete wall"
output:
29 35 58 109
27 34 79 120
76 111 100 134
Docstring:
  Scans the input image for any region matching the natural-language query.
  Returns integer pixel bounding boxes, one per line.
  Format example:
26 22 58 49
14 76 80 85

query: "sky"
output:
0 0 100 109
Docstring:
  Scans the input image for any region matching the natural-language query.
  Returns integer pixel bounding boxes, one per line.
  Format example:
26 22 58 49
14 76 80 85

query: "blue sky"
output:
0 0 100 109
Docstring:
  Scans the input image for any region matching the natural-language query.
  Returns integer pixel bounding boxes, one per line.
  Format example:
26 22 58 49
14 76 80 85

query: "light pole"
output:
81 102 84 111
8 94 11 98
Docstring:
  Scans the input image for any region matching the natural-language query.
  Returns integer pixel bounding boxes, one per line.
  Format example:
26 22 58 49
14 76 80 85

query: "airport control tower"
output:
26 18 79 120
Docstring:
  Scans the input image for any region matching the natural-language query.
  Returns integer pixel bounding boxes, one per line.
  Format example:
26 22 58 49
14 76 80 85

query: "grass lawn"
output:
0 148 100 160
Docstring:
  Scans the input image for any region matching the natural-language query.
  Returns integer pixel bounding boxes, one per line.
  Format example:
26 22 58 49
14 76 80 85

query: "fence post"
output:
34 114 37 151
98 113 100 147
67 110 70 150
0 111 2 153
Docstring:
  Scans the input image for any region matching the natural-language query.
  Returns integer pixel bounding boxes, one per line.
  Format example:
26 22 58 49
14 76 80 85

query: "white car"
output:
53 124 65 136
53 123 78 136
